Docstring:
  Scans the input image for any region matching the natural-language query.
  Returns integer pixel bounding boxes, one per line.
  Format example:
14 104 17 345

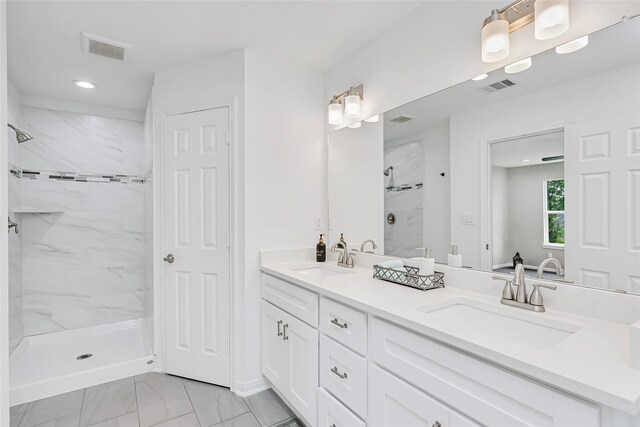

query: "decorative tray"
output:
373 264 445 291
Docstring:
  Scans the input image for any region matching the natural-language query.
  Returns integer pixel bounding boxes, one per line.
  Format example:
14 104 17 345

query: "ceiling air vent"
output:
81 32 131 61
481 79 517 93
389 115 414 124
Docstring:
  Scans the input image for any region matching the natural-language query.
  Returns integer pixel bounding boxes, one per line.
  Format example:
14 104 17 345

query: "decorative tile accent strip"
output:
10 167 145 184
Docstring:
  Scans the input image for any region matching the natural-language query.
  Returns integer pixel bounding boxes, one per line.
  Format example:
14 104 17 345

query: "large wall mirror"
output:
328 17 640 294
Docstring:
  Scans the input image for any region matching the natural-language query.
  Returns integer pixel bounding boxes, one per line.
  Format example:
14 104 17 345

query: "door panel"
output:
163 108 230 385
285 313 318 425
262 301 286 390
565 115 640 292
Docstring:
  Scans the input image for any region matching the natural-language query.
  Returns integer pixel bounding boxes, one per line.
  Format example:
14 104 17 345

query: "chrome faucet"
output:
331 240 355 268
537 257 564 279
360 239 377 253
493 264 556 312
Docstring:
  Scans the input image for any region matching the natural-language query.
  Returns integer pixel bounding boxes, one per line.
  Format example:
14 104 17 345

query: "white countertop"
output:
261 259 640 415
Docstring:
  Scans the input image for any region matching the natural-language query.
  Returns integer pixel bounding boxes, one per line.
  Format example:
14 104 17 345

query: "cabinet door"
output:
369 365 450 427
285 313 319 426
262 301 286 390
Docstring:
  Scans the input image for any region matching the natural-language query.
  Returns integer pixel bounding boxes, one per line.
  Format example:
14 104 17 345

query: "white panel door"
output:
565 115 640 292
285 313 318 426
261 301 286 390
369 364 450 427
163 108 231 386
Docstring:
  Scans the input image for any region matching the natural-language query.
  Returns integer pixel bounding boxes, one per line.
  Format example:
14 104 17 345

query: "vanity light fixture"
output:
364 115 380 123
481 0 569 63
348 122 362 129
328 97 344 125
472 73 489 81
505 57 532 73
73 80 97 89
555 35 588 54
327 84 364 125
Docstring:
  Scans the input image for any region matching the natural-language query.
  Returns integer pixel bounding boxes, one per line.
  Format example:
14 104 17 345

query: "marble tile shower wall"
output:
8 89 24 352
383 140 424 258
14 106 151 336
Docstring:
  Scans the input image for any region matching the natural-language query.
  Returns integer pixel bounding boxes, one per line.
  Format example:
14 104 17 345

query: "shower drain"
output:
76 353 93 360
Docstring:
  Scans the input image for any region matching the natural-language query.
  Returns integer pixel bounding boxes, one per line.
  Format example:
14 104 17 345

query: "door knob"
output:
163 254 175 263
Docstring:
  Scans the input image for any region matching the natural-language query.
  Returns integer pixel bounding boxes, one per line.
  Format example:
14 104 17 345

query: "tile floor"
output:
10 373 299 427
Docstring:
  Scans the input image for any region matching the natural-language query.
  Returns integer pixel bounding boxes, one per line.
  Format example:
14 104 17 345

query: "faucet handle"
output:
493 276 514 300
530 283 557 306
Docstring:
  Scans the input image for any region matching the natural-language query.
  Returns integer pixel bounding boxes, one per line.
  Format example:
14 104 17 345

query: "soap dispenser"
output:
447 245 462 267
316 234 326 262
414 247 435 276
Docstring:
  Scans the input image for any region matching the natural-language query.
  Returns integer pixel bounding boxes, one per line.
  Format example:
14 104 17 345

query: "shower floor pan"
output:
9 318 154 406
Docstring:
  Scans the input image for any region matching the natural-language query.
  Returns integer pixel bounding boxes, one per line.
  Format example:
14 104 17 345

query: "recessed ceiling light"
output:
73 80 97 89
522 159 531 163
472 73 488 81
348 122 362 129
364 115 379 123
555 35 589 54
504 57 532 74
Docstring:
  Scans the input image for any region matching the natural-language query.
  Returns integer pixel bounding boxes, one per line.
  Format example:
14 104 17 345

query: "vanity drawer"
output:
261 273 318 327
318 387 366 427
320 335 367 419
369 317 599 427
320 297 367 355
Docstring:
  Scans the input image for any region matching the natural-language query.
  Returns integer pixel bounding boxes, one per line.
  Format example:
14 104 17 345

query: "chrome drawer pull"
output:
331 366 348 379
277 320 283 337
283 323 289 340
330 318 348 329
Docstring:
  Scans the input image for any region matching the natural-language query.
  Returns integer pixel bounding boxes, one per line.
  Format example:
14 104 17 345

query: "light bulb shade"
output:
535 0 569 40
364 115 379 123
504 57 532 74
348 122 362 129
328 101 343 125
481 17 510 63
344 94 361 117
555 35 588 54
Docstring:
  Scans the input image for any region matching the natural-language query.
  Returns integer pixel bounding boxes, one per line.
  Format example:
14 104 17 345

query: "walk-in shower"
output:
7 102 155 406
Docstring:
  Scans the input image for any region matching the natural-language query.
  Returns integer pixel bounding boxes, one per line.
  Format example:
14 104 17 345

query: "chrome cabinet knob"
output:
163 254 175 263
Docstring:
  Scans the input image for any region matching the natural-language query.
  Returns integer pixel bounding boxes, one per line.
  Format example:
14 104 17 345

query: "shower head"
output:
383 166 393 176
7 124 33 143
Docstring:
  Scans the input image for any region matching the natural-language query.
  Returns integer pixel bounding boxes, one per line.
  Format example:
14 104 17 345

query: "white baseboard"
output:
233 377 269 397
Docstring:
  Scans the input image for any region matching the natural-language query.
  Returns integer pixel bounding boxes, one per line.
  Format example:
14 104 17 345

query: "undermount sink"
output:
419 300 581 349
293 266 352 279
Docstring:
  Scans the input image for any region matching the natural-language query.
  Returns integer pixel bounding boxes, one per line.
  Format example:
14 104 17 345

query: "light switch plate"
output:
314 215 323 230
460 214 475 225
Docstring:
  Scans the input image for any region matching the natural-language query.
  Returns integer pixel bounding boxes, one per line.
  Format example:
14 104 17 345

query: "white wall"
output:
153 49 325 394
422 122 450 263
450 63 640 269
495 162 565 268
243 49 325 391
491 166 510 267
328 120 383 250
324 1 640 130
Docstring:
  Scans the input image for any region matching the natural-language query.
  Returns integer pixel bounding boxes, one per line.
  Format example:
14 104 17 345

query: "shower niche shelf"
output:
12 210 65 214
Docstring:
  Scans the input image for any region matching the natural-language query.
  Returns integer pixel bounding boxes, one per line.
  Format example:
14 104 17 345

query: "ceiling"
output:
383 16 640 142
491 131 564 168
7 1 424 112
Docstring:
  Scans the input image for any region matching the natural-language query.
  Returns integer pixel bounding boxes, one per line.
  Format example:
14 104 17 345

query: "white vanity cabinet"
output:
261 271 604 427
261 274 319 426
